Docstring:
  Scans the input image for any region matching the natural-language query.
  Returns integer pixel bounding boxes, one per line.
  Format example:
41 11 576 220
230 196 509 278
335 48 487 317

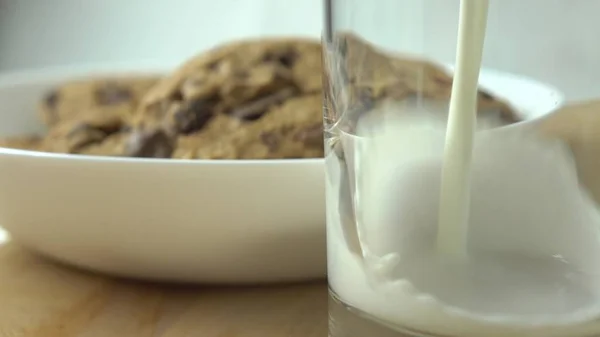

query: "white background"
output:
0 0 599 100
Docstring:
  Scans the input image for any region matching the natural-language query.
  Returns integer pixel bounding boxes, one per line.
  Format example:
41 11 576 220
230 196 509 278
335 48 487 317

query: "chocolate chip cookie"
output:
11 76 160 156
125 37 323 159
3 36 521 160
39 76 160 127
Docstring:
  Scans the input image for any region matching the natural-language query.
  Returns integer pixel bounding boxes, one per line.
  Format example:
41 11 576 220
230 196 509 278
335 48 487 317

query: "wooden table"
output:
0 242 327 337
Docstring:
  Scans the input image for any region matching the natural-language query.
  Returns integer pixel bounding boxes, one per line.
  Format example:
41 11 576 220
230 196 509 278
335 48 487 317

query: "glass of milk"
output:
324 1 600 336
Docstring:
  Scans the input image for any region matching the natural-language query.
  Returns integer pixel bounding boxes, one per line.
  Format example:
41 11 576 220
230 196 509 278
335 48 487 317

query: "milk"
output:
328 0 600 336
328 115 600 336
436 0 489 260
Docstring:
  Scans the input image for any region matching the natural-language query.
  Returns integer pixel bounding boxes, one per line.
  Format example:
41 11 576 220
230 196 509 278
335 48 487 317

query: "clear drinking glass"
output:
324 1 600 337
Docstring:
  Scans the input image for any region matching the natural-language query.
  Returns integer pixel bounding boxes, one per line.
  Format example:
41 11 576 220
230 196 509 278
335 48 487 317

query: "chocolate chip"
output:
126 128 175 158
64 115 124 152
169 89 184 102
357 87 375 107
66 124 108 151
207 61 220 70
293 123 324 147
260 132 279 152
278 52 298 68
230 109 263 122
173 98 215 134
336 37 348 58
67 124 96 138
95 83 133 105
263 50 298 68
44 90 59 109
337 87 375 129
78 118 123 136
229 87 297 121
479 90 494 100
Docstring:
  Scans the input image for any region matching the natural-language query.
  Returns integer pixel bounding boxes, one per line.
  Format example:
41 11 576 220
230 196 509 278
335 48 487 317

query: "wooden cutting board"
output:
0 242 327 337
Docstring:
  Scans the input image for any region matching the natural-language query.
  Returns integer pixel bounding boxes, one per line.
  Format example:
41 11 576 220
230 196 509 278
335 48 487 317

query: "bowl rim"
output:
0 63 562 166
0 147 325 165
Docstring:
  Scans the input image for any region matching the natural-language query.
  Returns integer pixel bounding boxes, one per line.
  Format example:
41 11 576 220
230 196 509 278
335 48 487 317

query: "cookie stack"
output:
0 35 519 160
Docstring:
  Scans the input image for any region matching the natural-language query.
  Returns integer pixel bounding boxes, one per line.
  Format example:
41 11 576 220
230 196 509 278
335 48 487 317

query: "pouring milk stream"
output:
436 0 488 261
328 0 600 336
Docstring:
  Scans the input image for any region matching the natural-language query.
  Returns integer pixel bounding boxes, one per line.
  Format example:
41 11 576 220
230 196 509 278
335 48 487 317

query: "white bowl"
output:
0 64 563 283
